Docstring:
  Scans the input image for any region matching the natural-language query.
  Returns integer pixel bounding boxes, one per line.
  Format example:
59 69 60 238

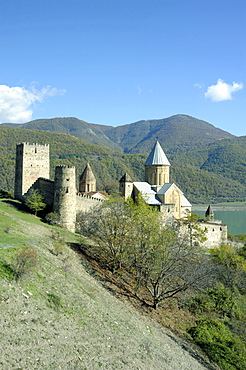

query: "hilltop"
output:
2 114 235 154
0 199 214 370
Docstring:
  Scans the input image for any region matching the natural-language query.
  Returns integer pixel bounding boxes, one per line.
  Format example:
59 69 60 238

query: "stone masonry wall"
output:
76 193 103 214
29 178 55 207
14 142 50 200
199 221 227 248
53 166 77 233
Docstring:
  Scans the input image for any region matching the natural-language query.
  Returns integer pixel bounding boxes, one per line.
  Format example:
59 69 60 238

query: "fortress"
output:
14 142 105 232
14 141 227 247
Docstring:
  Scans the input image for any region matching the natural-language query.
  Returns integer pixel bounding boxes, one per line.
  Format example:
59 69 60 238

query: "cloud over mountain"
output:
204 79 243 102
0 84 66 123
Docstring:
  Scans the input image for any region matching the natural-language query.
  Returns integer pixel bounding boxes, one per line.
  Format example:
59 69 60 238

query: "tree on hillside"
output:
25 189 46 216
180 211 207 248
78 195 211 309
126 196 208 308
77 196 134 272
209 245 246 293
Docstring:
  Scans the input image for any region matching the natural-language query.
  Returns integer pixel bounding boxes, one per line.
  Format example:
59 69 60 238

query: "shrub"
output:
14 246 38 280
24 189 46 215
186 285 241 319
0 189 13 199
45 212 61 226
47 292 62 310
0 260 16 280
188 319 246 370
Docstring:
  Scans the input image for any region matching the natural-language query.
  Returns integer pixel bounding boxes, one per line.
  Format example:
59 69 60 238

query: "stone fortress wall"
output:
14 142 103 232
198 220 227 248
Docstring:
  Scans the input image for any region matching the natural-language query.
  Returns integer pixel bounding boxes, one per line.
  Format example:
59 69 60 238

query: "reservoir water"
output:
192 205 246 235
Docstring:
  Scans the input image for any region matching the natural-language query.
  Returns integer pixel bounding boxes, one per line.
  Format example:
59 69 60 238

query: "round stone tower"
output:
53 166 76 232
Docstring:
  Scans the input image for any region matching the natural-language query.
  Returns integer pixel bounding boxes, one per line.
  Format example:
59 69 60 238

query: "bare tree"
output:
78 195 212 308
77 197 134 272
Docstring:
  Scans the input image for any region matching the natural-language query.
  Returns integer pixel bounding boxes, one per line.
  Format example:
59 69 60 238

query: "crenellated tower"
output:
14 142 50 200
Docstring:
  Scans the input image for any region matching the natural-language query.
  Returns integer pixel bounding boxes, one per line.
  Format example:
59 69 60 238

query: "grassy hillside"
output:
1 125 246 203
0 199 215 370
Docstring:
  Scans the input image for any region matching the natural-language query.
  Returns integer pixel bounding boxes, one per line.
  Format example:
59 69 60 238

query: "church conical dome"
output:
144 141 171 166
144 141 170 188
205 205 214 220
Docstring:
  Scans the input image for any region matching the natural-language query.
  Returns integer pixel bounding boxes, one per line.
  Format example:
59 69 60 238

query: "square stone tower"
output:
14 142 50 200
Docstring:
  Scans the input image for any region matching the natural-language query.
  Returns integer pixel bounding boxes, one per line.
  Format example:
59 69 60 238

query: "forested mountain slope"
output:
0 125 245 203
2 114 234 154
103 114 235 154
3 117 121 151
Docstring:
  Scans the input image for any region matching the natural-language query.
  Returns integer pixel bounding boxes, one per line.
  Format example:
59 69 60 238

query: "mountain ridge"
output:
0 124 245 204
1 114 235 155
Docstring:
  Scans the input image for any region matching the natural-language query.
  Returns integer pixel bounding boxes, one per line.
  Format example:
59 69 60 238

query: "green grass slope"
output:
0 200 212 370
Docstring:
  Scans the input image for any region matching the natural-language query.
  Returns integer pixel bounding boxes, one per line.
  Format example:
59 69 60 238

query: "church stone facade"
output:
119 140 227 247
119 141 192 220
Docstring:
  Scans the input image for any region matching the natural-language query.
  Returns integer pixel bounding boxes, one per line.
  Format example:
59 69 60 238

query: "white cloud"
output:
204 79 243 102
194 83 204 89
0 84 66 123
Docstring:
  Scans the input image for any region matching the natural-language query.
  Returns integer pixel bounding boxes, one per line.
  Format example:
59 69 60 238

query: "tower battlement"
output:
55 165 75 169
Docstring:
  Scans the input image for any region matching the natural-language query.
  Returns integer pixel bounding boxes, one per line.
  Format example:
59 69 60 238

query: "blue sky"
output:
0 0 245 135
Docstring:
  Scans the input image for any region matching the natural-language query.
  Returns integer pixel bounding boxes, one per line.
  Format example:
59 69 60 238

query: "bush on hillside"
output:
0 189 13 199
188 319 246 370
45 212 61 226
14 246 38 280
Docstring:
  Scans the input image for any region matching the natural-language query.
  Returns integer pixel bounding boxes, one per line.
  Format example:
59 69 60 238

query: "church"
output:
119 140 192 220
119 140 227 247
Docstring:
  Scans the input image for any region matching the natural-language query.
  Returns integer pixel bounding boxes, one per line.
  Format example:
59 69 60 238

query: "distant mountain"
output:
1 114 235 155
103 114 235 154
4 117 122 152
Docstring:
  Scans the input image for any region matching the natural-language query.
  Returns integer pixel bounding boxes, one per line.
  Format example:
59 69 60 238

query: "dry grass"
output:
0 200 218 370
